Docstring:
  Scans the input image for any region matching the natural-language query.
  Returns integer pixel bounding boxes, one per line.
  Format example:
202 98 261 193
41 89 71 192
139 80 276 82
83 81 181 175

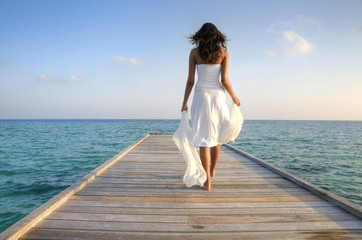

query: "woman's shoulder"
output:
219 48 229 63
190 48 198 55
221 48 229 56
190 48 201 61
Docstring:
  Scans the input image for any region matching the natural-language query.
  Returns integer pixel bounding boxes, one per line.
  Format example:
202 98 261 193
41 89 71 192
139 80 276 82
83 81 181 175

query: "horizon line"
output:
0 118 361 122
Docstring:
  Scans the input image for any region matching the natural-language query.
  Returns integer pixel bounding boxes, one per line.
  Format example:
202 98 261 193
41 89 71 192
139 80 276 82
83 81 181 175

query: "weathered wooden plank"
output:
48 212 187 223
103 169 277 176
46 211 360 223
108 162 263 168
98 173 283 179
57 205 352 216
104 167 270 173
20 229 362 240
89 180 301 189
81 185 310 193
65 199 334 208
75 190 321 199
91 178 294 185
118 157 254 164
128 150 179 154
27 219 362 232
69 195 324 203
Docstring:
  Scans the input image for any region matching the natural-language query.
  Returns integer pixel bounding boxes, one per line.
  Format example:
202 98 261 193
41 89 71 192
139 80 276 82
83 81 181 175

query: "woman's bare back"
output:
191 48 227 65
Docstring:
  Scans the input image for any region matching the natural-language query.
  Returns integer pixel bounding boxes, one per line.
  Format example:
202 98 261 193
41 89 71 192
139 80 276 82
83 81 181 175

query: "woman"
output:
181 23 241 191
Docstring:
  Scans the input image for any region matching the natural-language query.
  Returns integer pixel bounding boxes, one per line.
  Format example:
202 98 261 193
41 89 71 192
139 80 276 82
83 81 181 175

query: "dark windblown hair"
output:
188 23 227 64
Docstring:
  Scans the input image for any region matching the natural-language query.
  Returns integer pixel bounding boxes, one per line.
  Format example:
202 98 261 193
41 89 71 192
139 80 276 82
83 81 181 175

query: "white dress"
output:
191 64 230 147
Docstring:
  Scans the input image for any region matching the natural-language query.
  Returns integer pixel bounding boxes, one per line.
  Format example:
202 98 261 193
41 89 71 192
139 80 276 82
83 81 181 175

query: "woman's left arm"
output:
181 50 196 112
221 51 241 107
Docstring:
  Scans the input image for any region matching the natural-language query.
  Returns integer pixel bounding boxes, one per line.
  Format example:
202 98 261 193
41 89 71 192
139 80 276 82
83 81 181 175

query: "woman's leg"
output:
210 144 220 177
199 147 211 191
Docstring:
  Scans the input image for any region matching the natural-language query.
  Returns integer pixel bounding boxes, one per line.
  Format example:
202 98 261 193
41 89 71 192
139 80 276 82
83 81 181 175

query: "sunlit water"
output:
0 119 361 233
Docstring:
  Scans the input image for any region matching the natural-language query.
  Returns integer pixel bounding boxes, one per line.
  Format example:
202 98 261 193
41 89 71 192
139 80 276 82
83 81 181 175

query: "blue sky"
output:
0 0 361 120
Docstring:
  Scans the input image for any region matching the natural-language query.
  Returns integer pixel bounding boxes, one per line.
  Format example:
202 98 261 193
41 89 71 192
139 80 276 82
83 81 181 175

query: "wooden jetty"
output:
1 133 361 239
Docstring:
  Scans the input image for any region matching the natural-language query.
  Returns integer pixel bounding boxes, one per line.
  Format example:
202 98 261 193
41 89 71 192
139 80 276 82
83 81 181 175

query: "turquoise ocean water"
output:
0 119 361 233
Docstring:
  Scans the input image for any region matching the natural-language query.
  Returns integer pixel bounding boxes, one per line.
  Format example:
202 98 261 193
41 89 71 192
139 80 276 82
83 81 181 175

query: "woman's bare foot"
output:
202 180 211 191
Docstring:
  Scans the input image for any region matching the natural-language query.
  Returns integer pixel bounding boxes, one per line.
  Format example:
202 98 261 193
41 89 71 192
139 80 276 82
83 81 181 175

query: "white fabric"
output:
173 64 244 187
194 64 223 89
191 64 240 147
172 111 207 187
219 104 244 144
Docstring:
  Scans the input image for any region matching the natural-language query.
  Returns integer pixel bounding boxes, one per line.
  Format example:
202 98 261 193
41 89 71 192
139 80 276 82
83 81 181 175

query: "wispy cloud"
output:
359 26 362 33
39 73 56 81
39 73 88 82
264 68 273 73
266 50 276 56
111 55 143 66
267 20 293 34
69 74 88 82
309 19 322 29
285 75 292 81
283 30 313 57
0 60 11 65
70 75 79 82
297 15 321 29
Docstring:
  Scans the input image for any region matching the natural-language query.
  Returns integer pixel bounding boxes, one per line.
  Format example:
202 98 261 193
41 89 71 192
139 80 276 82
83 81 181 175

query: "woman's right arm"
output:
181 50 196 112
220 50 241 106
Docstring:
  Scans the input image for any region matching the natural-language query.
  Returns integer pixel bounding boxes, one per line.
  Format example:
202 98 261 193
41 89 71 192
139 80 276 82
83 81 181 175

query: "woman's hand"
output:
232 97 241 107
181 104 188 112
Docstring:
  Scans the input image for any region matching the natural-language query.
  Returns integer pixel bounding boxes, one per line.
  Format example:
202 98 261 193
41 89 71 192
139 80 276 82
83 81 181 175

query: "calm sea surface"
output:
0 119 361 232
